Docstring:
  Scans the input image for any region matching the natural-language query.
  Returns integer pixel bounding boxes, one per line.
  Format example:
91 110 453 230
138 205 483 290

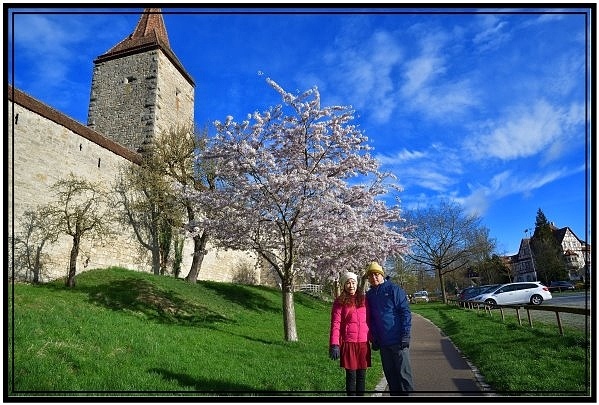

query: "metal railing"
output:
296 284 323 294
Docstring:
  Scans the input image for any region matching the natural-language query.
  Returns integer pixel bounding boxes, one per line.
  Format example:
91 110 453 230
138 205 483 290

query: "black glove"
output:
371 342 380 351
329 345 340 360
400 336 410 350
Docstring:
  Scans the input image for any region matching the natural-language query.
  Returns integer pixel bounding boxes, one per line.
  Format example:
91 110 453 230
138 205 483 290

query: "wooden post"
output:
555 311 564 336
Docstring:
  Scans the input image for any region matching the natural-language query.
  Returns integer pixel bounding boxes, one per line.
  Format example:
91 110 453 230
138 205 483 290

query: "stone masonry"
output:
8 86 257 283
8 9 260 284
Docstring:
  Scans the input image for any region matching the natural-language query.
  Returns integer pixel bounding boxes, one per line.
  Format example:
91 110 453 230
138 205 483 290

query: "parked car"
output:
457 284 500 307
470 282 552 306
548 281 575 292
411 291 429 303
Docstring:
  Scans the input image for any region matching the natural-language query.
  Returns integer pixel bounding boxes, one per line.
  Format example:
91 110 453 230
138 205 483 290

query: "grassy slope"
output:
8 267 383 395
8 268 590 397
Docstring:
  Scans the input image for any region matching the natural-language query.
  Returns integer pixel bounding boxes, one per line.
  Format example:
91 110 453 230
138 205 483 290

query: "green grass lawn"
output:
7 268 592 398
7 267 382 396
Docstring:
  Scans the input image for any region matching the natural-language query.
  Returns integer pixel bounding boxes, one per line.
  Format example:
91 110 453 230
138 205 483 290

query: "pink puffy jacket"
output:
329 296 369 345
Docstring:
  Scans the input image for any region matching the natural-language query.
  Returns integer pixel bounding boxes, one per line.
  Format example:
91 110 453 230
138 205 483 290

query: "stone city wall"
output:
8 88 258 284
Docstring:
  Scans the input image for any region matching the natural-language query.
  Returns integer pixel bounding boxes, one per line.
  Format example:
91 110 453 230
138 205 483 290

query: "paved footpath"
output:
373 313 494 397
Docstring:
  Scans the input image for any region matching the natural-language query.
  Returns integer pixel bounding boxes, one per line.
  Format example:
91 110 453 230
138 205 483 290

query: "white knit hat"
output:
340 271 358 286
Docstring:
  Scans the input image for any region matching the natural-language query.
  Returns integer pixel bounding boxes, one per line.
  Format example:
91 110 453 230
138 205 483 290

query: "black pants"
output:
345 369 366 396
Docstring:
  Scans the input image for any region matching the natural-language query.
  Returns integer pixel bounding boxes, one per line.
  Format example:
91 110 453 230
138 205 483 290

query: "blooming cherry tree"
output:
187 78 408 341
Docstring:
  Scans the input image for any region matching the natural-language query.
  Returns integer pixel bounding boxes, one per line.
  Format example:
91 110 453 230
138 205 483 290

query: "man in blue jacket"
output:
365 261 414 395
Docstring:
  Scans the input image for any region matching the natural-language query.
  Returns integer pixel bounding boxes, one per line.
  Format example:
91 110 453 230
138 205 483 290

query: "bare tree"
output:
150 124 216 283
11 208 58 283
113 158 181 276
389 257 429 293
403 201 494 303
45 174 115 287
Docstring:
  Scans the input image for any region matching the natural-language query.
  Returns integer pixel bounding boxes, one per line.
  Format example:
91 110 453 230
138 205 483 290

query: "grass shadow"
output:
201 281 280 313
293 291 330 310
434 307 463 336
79 278 231 326
148 367 257 393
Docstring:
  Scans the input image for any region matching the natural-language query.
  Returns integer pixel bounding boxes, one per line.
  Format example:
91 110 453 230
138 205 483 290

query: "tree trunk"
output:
150 220 160 275
159 222 172 275
281 276 298 342
185 230 208 283
33 244 44 284
66 235 80 288
438 267 447 304
151 244 161 276
150 209 161 275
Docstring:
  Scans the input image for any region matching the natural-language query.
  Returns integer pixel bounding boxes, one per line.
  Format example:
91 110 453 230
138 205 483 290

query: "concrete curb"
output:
371 376 388 397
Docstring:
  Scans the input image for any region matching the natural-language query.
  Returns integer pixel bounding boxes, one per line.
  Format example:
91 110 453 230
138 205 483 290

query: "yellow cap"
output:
366 261 384 276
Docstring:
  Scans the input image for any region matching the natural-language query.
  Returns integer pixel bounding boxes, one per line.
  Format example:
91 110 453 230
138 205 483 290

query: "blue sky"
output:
7 6 593 255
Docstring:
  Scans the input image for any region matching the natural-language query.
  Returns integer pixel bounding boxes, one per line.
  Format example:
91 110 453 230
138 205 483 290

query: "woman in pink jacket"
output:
329 271 371 396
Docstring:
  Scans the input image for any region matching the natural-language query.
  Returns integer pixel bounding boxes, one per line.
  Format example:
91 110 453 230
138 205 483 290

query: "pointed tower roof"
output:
130 7 171 48
94 8 194 85
102 8 170 56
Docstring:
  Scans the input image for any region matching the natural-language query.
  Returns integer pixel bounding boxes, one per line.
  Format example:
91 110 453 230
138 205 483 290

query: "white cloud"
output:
376 148 426 164
377 144 463 193
13 14 79 84
455 165 586 217
321 29 403 124
472 16 511 52
405 78 477 120
464 99 581 162
398 31 478 120
401 55 442 96
14 15 72 55
547 53 586 97
12 13 120 93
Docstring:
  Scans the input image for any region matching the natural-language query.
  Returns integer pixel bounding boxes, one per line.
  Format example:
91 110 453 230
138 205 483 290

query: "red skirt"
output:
340 341 371 370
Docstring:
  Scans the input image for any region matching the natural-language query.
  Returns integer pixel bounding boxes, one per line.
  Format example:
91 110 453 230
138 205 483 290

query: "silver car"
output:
411 291 429 303
471 282 552 306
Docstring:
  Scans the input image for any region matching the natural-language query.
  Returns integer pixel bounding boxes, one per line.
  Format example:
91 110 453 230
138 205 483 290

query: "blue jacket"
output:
366 280 411 347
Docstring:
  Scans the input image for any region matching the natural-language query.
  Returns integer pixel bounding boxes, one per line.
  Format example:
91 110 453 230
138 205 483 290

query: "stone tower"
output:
87 8 195 153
